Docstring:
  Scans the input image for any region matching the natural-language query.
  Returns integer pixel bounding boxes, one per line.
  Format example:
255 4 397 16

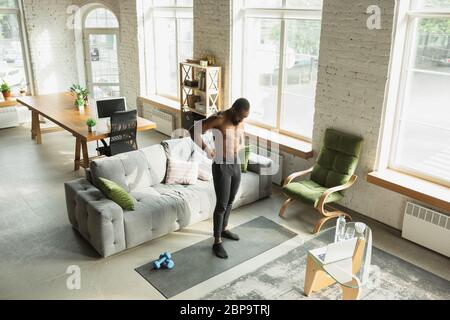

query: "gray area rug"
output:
203 245 450 300
136 216 297 298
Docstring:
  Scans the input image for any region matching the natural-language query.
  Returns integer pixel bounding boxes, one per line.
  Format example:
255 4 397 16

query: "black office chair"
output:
97 110 138 157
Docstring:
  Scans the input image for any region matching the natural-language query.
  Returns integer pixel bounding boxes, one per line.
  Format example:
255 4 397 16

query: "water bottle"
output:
335 215 346 242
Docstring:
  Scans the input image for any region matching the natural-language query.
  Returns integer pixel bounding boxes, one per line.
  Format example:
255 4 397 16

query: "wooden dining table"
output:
17 92 157 171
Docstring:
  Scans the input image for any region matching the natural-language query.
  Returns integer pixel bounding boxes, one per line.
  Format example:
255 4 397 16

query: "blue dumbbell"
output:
153 252 174 270
162 257 175 270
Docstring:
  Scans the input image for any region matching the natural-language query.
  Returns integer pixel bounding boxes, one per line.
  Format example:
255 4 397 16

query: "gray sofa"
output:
64 139 273 257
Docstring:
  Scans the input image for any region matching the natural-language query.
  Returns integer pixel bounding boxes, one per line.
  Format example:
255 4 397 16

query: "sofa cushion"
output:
97 177 135 211
162 137 195 162
165 158 199 185
311 129 363 188
153 180 216 224
90 145 167 192
283 180 343 207
90 157 129 191
139 144 167 185
123 193 190 248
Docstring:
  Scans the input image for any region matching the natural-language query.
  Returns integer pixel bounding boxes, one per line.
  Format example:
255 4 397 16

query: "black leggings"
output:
212 162 241 238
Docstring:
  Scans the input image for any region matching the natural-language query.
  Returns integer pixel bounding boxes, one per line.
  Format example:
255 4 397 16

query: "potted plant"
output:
1 80 12 100
70 84 90 108
75 96 86 111
86 118 97 133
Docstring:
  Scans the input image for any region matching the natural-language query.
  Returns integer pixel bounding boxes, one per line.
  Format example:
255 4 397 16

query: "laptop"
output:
310 238 358 265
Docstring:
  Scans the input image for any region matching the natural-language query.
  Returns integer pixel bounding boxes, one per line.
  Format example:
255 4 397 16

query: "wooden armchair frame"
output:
279 166 358 233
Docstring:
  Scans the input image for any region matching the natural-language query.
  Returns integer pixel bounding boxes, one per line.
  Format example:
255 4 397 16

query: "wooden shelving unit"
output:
179 62 222 129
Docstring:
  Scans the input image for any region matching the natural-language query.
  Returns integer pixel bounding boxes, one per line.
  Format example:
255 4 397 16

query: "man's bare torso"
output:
210 112 245 161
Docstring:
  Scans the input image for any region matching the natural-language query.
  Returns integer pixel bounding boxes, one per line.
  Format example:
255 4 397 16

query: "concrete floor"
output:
0 124 448 300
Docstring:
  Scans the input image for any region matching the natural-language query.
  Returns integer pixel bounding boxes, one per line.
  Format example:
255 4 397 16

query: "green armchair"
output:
279 129 363 233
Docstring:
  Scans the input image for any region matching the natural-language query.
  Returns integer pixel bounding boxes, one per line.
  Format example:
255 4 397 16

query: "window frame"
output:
385 0 450 187
236 0 323 142
82 6 121 99
0 0 34 95
142 0 193 102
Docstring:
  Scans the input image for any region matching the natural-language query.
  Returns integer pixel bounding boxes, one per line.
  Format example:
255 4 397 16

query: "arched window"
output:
83 7 120 99
85 8 119 29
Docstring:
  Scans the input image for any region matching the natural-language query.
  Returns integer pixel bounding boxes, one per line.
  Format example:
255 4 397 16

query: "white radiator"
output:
402 202 450 257
150 108 175 137
251 145 284 185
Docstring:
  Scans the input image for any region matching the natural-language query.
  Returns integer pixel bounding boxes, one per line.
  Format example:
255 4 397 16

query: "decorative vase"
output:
88 126 96 133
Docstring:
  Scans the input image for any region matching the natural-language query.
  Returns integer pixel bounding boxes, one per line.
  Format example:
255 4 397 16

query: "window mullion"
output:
389 14 417 169
175 17 180 100
276 19 287 131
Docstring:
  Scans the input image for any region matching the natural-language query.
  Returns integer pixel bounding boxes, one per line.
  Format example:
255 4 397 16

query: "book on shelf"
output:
197 71 206 91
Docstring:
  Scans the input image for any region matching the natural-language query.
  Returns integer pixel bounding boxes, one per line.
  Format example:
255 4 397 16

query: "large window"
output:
0 0 30 96
387 0 450 186
83 7 120 99
238 0 323 141
144 0 193 100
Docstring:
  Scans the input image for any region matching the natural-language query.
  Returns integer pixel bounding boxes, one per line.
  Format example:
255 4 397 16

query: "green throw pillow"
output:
97 178 135 211
240 145 251 173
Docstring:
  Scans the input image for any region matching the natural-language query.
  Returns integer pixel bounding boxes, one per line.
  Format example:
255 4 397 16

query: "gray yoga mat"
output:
135 216 297 298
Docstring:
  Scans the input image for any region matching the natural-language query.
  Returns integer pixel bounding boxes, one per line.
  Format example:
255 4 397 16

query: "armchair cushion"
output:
282 180 343 207
311 129 363 188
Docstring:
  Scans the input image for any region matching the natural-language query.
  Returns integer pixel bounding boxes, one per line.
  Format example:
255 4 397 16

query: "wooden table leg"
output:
34 112 42 145
31 111 37 140
81 140 89 169
304 255 336 296
342 278 361 300
74 137 81 171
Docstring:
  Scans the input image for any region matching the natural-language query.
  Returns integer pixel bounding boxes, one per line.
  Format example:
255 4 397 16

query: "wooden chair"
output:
279 129 363 233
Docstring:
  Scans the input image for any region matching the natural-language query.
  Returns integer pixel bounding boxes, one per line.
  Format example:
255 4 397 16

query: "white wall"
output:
22 0 142 106
22 0 79 94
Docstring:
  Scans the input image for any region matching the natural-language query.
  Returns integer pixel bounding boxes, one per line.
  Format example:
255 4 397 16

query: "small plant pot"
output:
88 126 96 133
2 91 12 100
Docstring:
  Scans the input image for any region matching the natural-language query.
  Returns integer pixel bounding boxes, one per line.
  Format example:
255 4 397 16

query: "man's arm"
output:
191 115 222 156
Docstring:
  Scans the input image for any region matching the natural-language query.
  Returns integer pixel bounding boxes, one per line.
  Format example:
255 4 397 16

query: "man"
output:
192 98 250 259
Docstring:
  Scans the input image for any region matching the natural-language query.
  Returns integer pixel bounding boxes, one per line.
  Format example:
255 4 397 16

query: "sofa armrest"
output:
64 178 126 258
248 152 273 175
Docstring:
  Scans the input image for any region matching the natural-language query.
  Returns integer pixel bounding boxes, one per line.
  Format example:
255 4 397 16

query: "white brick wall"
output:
194 0 232 109
312 0 407 229
118 0 143 109
23 0 78 94
23 0 142 106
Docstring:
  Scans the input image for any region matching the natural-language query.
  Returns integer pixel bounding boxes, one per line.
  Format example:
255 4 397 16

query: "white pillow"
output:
165 158 199 185
191 143 213 181
198 156 213 181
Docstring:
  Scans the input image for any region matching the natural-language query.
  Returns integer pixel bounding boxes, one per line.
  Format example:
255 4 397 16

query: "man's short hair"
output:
232 98 250 113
